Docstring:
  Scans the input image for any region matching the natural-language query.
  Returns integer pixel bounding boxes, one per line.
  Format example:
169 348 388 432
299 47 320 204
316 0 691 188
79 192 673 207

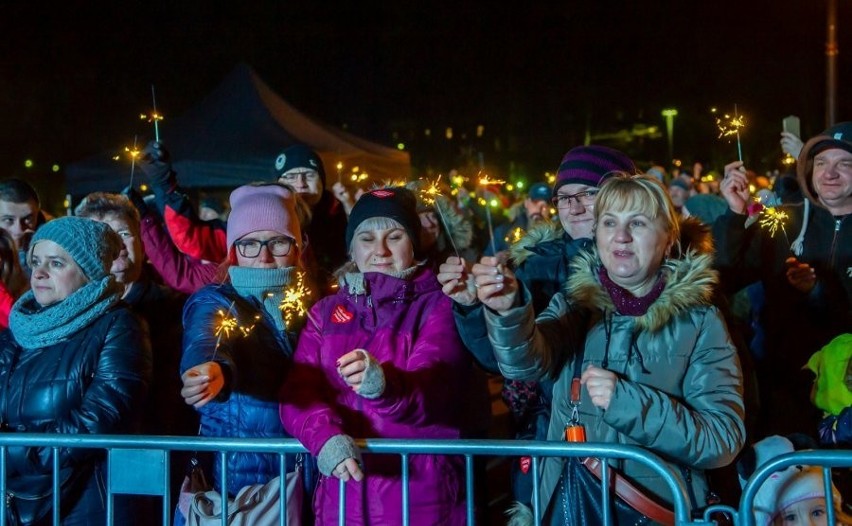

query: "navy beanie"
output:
273 144 327 187
345 187 421 254
30 217 122 281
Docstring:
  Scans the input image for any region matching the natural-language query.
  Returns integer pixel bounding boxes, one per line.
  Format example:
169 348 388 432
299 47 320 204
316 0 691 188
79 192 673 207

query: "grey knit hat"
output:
29 217 123 280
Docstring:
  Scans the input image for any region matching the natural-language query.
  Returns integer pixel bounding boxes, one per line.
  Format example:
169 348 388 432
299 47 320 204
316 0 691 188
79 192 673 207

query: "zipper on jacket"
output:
827 216 845 269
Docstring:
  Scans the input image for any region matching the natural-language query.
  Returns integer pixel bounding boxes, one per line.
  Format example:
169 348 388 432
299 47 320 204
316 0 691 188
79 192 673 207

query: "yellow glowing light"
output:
716 112 745 138
489 198 499 207
758 207 789 238
24 159 33 168
279 272 312 325
418 176 443 206
478 175 506 187
214 309 240 340
508 227 525 244
451 175 466 187
140 111 164 124
52 164 60 172
140 184 149 192
336 162 343 171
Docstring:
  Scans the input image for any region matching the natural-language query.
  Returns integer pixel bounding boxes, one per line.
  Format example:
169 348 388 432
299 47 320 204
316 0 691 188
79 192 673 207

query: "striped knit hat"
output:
554 145 636 194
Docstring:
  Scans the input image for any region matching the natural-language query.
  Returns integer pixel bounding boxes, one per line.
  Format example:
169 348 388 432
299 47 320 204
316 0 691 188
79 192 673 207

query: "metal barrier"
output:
0 433 848 525
703 449 852 526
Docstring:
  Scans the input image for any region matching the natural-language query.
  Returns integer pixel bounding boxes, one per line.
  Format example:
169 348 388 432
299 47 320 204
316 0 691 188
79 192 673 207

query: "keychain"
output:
564 375 586 442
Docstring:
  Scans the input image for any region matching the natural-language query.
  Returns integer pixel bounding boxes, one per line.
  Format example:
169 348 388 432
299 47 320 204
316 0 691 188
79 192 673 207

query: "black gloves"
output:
121 185 149 217
138 140 176 192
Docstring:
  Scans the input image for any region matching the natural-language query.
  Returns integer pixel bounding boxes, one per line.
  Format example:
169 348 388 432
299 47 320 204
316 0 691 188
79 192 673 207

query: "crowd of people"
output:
0 121 848 525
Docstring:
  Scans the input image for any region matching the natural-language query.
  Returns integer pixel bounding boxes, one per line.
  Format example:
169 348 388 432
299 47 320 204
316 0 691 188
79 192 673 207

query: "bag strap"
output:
572 330 675 526
582 457 675 526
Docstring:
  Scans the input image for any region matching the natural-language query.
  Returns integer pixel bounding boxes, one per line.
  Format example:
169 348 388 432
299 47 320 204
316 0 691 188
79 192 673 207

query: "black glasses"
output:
234 236 294 258
551 189 599 209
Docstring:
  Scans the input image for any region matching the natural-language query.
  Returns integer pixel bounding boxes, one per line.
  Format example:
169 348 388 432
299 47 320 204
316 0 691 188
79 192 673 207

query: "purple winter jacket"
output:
280 267 471 526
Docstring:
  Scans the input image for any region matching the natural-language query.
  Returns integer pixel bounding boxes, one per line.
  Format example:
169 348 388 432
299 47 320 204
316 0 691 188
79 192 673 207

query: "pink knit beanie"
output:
226 184 302 251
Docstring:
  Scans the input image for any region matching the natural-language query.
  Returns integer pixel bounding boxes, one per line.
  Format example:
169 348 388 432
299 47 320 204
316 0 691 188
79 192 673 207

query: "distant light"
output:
505 184 514 191
445 127 453 140
516 181 525 189
24 159 33 168
140 184 148 192
748 184 756 193
673 159 682 167
63 198 70 208
424 128 431 137
489 198 499 207
336 162 343 170
546 173 556 184
661 108 678 118
396 143 405 150
476 125 485 138
52 164 60 172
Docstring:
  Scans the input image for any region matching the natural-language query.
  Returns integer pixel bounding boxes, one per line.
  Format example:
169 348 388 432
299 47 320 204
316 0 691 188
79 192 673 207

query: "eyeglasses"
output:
234 236 294 258
551 190 599 209
278 171 320 183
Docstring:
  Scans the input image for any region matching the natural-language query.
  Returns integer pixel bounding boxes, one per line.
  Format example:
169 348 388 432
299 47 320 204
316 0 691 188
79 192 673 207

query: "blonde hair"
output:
593 172 680 251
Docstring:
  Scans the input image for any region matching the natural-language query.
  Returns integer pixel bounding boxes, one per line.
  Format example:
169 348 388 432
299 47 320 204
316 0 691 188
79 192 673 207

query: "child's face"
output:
772 497 829 526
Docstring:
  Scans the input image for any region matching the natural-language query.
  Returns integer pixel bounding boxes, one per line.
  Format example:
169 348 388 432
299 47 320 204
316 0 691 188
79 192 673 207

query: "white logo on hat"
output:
275 154 287 171
309 159 318 168
847 266 851 277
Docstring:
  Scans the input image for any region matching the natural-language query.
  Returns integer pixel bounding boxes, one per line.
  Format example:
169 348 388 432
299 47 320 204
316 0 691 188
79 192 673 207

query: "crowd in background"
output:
0 120 848 525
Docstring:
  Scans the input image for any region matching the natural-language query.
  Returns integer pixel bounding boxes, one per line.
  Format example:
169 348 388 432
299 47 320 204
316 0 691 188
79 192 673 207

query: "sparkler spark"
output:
714 105 746 162
507 227 525 244
279 271 311 326
758 207 789 239
126 135 140 187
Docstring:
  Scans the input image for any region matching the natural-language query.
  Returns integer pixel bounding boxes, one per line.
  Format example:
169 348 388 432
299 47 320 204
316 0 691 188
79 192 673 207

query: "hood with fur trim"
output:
565 216 718 333
508 219 565 267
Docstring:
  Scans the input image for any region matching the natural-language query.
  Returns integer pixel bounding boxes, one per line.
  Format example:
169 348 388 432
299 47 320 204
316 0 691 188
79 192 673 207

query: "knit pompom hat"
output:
345 187 421 254
226 184 302 252
273 144 327 187
29 216 122 280
554 145 636 194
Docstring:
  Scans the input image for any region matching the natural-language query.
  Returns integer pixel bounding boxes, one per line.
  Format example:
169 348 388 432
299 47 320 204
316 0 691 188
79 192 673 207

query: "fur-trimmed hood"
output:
508 219 564 266
566 216 718 333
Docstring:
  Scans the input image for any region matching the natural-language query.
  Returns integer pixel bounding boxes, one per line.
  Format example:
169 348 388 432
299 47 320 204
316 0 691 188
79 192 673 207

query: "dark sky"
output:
2 1 850 206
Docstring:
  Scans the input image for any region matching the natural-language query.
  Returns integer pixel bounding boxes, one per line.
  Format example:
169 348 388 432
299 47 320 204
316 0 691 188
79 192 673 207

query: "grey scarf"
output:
9 276 121 349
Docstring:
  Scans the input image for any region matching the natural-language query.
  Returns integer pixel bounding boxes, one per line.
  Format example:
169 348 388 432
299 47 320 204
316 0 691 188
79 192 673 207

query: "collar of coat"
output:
565 217 719 333
509 219 565 266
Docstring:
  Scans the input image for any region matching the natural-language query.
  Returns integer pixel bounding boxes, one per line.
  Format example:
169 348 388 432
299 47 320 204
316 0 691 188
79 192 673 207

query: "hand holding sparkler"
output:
436 255 478 306
181 362 225 409
139 140 176 191
785 256 816 293
471 255 518 313
720 160 751 214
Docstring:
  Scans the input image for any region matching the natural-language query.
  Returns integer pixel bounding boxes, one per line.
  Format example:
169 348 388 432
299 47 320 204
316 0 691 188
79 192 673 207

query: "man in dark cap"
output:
715 121 852 438
272 144 348 289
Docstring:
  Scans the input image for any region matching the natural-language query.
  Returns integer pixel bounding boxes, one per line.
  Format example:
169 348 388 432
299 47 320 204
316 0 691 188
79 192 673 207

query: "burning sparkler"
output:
477 174 506 255
417 176 461 259
140 85 164 142
126 135 140 187
279 271 311 326
714 105 746 162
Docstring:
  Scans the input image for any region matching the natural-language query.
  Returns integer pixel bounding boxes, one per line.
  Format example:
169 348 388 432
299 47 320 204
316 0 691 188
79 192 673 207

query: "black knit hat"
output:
273 144 327 187
345 187 421 254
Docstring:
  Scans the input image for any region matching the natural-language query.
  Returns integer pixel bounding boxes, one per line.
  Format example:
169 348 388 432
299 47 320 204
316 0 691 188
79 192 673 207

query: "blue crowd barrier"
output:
0 433 848 525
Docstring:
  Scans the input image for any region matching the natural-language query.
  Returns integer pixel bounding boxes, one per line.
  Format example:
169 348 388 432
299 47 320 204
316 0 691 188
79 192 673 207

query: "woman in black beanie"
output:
0 216 152 525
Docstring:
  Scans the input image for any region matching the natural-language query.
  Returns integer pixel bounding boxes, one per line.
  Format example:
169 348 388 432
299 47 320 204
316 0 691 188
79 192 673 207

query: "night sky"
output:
3 1 850 210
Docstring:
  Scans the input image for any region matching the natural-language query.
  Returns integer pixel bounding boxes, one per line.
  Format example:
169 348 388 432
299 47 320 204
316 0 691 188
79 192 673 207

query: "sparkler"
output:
126 135 140 187
714 105 745 162
140 85 164 142
279 271 311 326
478 174 505 255
212 300 258 360
758 206 790 242
417 176 461 259
507 227 525 245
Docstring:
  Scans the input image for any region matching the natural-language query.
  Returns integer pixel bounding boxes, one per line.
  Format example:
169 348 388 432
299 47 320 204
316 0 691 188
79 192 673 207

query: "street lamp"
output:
661 108 678 162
